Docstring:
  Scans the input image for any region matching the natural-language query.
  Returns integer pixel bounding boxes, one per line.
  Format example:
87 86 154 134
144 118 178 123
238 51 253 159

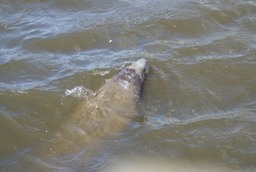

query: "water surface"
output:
0 0 256 171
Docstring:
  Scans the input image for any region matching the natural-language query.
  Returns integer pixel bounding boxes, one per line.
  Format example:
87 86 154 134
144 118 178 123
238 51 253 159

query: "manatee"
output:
43 58 148 159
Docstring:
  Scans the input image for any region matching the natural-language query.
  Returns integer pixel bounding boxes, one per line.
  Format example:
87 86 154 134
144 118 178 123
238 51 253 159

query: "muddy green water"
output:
0 0 256 171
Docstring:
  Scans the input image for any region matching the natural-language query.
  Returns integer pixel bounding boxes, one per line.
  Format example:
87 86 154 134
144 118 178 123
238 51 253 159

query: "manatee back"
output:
96 79 138 117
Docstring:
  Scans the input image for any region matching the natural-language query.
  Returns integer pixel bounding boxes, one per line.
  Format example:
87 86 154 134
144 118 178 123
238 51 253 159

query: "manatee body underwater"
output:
42 58 149 161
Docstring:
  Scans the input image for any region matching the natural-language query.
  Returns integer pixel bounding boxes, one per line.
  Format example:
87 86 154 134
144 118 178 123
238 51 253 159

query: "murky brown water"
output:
1 0 256 171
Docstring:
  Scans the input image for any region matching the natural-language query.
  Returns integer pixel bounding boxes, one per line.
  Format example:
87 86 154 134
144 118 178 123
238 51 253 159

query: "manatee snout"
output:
131 58 149 80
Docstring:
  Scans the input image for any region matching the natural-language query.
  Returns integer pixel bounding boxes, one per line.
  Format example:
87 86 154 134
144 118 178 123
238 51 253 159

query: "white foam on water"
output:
11 90 28 94
64 86 95 98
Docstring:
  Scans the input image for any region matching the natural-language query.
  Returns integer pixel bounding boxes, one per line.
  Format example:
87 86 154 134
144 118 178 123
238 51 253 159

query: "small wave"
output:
10 90 28 94
64 86 95 98
146 107 254 129
92 70 110 76
0 89 28 96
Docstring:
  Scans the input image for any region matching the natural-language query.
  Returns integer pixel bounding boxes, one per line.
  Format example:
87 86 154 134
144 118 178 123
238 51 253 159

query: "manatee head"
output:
95 58 149 117
130 58 149 80
115 58 148 95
